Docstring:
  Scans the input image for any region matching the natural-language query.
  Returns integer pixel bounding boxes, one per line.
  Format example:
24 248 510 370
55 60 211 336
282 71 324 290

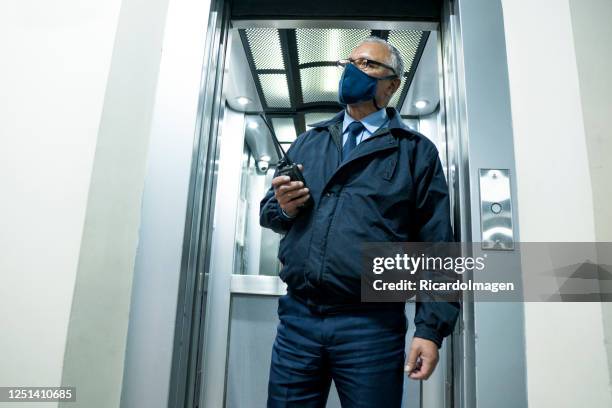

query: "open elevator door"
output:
167 1 474 407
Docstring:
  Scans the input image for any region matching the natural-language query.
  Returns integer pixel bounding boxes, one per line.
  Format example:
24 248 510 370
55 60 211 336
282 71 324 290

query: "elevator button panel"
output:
479 168 514 250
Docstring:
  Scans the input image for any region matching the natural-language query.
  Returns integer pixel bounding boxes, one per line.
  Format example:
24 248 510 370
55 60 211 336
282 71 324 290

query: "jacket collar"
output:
308 107 415 139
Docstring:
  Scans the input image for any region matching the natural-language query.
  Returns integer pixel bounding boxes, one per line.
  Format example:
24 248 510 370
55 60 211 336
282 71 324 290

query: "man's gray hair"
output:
356 36 404 79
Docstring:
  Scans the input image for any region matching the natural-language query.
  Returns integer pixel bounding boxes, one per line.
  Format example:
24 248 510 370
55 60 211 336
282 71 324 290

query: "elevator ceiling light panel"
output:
239 27 429 135
305 112 339 128
296 28 370 64
258 74 292 108
300 66 341 103
271 117 298 143
245 28 285 70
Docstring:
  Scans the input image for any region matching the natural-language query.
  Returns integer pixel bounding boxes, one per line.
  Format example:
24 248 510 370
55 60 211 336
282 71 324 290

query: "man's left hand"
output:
404 337 439 380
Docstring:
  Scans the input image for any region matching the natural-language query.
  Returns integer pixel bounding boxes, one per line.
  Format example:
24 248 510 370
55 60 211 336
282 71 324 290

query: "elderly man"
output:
260 36 460 407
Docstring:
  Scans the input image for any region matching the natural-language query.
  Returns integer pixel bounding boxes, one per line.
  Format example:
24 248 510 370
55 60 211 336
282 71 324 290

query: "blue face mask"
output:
338 63 394 108
338 63 378 106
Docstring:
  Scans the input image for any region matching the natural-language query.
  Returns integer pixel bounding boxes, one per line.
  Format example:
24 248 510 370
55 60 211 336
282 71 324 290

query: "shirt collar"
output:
342 108 388 135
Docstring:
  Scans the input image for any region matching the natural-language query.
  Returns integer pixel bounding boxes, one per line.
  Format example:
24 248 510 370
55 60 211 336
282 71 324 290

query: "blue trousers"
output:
267 294 407 407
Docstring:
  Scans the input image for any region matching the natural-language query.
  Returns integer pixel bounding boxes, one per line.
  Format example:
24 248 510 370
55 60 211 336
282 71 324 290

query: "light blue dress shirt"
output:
341 108 390 148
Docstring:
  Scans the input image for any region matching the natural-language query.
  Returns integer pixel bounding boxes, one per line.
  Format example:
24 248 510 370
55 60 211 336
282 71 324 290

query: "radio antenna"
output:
258 113 292 164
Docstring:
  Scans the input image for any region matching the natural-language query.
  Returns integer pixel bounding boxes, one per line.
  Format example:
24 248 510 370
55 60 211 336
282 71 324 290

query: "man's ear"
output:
384 78 401 99
391 78 401 94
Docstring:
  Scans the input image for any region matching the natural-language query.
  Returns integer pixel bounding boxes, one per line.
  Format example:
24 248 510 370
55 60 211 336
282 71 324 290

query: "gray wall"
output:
457 0 527 407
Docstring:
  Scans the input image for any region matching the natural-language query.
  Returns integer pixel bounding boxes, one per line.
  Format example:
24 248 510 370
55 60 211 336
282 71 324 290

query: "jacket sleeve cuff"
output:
413 325 443 349
279 207 297 220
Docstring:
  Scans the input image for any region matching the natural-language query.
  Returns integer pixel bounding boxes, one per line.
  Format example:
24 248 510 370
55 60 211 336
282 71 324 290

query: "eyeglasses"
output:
336 58 399 79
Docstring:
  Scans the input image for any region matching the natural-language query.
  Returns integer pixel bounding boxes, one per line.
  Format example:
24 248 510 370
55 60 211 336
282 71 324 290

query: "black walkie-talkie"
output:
259 114 314 210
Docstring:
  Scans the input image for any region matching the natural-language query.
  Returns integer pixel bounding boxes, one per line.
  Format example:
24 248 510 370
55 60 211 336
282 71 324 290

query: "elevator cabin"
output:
158 1 525 408
196 19 453 408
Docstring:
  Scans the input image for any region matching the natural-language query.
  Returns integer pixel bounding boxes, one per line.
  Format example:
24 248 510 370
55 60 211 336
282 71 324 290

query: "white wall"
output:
0 1 122 407
502 0 612 406
58 0 171 406
568 0 612 242
568 0 612 397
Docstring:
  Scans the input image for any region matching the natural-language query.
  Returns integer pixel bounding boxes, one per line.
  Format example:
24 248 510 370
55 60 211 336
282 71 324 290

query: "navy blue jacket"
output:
259 107 460 347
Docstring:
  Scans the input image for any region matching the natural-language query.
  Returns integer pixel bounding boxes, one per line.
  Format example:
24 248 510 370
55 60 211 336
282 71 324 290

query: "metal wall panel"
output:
121 0 214 407
226 295 344 407
226 296 426 407
449 1 528 407
226 295 280 408
199 107 247 407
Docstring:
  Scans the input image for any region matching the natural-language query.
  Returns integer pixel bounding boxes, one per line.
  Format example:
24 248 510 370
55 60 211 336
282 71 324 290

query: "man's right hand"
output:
272 164 310 218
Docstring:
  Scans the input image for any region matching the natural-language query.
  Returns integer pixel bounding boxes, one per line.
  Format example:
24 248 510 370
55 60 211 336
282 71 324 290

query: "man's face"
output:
348 42 402 107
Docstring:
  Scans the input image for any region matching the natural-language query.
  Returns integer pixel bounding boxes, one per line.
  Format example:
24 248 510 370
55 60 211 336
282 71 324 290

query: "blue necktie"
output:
342 121 365 161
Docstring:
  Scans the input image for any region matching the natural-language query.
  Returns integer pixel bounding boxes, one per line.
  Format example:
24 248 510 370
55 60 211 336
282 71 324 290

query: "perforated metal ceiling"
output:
296 29 370 65
300 66 340 104
239 27 429 136
258 74 292 108
245 28 285 70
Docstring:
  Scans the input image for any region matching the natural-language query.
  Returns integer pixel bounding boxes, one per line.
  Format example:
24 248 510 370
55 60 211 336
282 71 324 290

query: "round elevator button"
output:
491 202 503 214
